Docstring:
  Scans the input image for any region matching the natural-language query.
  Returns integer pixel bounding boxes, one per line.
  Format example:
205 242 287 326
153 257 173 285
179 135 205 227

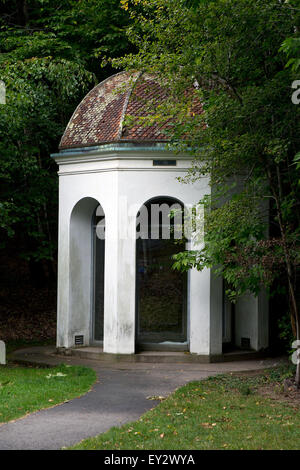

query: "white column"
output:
188 203 223 358
189 267 211 355
189 268 223 356
103 196 136 354
56 183 71 348
235 290 269 351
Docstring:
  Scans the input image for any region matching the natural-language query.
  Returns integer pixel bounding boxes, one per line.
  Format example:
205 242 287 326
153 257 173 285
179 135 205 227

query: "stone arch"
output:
69 197 105 346
135 195 188 351
136 195 185 240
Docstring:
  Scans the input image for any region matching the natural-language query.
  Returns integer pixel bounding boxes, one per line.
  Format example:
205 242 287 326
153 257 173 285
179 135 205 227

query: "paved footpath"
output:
0 347 286 450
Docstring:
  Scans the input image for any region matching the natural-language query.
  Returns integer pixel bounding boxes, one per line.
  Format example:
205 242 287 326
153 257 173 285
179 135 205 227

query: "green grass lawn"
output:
0 363 96 423
70 366 300 450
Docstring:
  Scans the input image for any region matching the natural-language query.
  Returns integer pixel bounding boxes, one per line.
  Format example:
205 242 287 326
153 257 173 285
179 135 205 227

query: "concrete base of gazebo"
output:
56 345 271 364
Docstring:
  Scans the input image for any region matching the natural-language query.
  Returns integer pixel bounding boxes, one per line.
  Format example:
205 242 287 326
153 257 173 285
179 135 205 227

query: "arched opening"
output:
92 204 105 342
69 198 105 346
136 196 188 351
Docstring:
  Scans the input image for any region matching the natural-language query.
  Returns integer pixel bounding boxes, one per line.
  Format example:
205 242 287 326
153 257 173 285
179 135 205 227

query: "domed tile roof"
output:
59 71 202 150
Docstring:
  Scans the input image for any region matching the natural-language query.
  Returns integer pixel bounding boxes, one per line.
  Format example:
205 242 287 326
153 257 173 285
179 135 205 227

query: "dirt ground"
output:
0 254 56 342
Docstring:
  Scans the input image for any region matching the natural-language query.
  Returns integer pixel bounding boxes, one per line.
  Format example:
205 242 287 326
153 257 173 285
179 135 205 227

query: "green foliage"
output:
116 0 300 305
173 187 288 300
0 0 131 70
0 363 96 423
0 0 132 273
280 37 300 71
278 312 294 353
0 56 94 261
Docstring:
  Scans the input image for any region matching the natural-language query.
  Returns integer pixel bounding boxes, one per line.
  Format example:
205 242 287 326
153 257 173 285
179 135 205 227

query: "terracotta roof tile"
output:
59 71 203 150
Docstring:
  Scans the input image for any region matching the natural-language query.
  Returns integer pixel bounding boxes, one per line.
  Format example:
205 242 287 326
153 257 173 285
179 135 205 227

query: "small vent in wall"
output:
75 335 84 346
153 160 176 166
241 337 251 350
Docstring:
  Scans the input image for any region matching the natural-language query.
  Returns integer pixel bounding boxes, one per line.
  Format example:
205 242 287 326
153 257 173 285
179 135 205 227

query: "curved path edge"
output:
0 347 287 450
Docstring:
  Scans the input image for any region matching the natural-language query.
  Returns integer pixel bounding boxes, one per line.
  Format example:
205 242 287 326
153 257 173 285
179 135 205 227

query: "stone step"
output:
68 347 268 364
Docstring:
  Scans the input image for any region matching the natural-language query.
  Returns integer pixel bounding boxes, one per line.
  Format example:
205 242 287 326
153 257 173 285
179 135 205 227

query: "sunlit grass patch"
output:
0 363 96 423
70 366 300 450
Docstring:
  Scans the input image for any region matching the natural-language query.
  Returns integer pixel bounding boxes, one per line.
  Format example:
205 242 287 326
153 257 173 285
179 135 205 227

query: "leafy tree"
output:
0 0 132 283
115 0 300 381
0 57 94 280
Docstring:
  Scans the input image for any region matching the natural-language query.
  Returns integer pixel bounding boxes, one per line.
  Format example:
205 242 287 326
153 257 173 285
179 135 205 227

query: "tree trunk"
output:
17 0 29 27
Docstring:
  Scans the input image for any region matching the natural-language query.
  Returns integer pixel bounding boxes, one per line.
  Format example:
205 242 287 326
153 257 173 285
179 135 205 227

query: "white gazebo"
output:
51 71 269 361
